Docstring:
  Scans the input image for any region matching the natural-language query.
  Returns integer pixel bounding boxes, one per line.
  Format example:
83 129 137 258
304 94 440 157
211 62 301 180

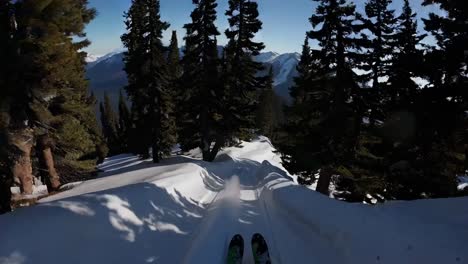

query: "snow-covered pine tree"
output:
122 0 176 163
180 0 223 162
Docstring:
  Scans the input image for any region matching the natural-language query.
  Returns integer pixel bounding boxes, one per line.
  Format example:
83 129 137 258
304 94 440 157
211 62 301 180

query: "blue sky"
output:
85 0 442 56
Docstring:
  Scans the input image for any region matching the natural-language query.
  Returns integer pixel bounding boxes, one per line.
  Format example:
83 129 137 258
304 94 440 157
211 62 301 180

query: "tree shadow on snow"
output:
0 153 296 264
0 183 205 264
98 155 203 179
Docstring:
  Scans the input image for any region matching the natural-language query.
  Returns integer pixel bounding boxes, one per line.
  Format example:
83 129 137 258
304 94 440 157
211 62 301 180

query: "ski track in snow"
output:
1 137 468 264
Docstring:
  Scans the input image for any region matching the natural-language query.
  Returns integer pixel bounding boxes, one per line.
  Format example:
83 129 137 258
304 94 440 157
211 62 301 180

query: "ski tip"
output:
227 234 244 264
251 233 271 264
231 234 244 242
252 233 265 241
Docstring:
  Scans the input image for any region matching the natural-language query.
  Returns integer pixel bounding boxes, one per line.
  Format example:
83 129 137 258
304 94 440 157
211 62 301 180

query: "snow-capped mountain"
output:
253 51 280 63
86 50 300 104
264 52 300 101
85 54 102 64
86 50 126 69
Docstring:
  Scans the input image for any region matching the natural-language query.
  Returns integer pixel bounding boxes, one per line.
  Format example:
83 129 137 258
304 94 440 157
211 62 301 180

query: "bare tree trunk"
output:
316 167 332 196
152 142 160 163
207 135 224 162
9 129 34 195
37 134 60 191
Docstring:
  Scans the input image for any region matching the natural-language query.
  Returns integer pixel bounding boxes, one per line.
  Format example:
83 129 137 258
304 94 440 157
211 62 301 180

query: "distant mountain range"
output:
86 48 300 104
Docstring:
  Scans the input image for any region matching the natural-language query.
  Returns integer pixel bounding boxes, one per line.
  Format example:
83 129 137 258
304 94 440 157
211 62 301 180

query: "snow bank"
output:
459 176 468 191
1 137 467 264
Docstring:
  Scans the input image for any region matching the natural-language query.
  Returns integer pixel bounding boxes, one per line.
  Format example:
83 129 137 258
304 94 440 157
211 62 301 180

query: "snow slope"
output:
1 137 467 264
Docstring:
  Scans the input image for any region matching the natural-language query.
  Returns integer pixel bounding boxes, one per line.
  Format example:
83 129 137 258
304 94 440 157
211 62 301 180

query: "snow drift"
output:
0 137 467 264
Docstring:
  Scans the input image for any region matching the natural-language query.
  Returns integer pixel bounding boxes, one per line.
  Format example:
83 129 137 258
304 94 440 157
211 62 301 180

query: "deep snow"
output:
0 137 467 264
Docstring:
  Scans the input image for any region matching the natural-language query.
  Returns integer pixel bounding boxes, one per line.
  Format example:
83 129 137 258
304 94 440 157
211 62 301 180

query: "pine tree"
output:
360 0 397 88
100 92 119 154
256 67 277 138
224 0 266 141
387 0 425 108
0 0 14 213
167 30 182 81
118 90 131 152
0 0 36 196
358 0 398 126
423 0 467 91
12 0 100 189
121 0 147 157
122 0 176 163
275 35 322 185
290 35 313 105
332 0 399 201
180 0 223 161
303 0 363 194
160 30 180 155
424 0 468 195
393 0 468 198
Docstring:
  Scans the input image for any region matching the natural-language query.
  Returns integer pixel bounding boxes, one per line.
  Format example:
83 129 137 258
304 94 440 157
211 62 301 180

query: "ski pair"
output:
227 233 271 264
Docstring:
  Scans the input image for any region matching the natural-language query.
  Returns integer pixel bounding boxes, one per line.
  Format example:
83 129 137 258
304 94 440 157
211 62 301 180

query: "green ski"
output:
227 234 244 264
252 233 271 264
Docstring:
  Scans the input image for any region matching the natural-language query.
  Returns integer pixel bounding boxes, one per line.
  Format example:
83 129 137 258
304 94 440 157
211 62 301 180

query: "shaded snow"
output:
1 137 467 264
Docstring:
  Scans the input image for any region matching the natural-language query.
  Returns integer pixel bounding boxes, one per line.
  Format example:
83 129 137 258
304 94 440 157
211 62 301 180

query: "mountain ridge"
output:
86 49 299 104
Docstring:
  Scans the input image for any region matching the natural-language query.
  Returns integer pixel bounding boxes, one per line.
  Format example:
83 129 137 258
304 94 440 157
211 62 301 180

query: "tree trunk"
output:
37 134 60 191
207 136 223 162
9 129 34 195
316 167 332 196
0 176 12 214
202 139 212 162
152 142 160 163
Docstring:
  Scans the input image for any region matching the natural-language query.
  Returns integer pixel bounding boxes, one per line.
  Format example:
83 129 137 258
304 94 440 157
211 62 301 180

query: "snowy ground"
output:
1 137 467 264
